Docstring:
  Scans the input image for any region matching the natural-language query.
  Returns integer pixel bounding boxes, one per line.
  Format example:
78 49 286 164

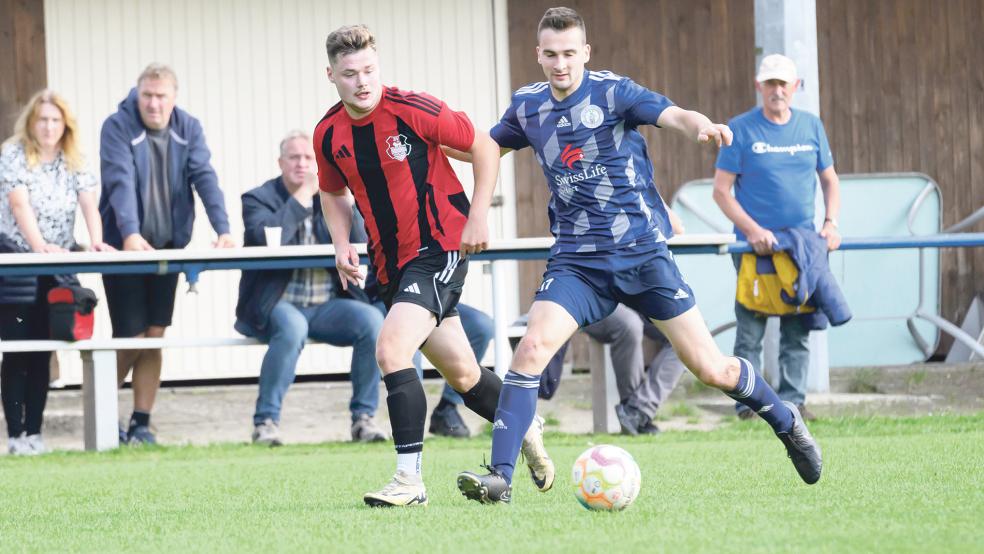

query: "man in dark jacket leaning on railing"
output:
99 63 234 445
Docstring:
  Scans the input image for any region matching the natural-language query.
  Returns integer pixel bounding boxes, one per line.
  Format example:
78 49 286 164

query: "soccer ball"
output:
571 444 642 511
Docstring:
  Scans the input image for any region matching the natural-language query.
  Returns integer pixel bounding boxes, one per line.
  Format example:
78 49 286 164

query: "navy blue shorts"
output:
535 242 696 327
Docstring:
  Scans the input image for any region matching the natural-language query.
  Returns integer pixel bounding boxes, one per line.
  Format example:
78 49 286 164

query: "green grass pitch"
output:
1 413 981 553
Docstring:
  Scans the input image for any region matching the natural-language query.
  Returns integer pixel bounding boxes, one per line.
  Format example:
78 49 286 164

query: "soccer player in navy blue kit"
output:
452 7 822 504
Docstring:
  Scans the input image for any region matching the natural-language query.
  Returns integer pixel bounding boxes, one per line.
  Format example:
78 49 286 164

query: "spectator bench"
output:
0 336 286 451
0 329 623 452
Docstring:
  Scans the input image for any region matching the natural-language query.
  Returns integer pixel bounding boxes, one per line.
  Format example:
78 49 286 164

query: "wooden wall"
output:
507 0 757 307
0 0 46 138
817 0 984 347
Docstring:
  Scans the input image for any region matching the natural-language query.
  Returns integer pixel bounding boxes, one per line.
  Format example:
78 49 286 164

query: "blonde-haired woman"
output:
0 89 110 455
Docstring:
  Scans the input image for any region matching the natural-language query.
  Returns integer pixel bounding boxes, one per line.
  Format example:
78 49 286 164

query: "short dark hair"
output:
325 24 376 64
537 7 586 40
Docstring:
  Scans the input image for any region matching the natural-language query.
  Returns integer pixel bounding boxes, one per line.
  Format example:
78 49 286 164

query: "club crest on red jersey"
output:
385 134 412 161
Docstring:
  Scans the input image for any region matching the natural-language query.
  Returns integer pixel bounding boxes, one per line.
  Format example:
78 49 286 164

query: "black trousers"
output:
0 277 55 437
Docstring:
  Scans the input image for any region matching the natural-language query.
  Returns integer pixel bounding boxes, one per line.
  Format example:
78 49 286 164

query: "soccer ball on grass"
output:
571 444 642 511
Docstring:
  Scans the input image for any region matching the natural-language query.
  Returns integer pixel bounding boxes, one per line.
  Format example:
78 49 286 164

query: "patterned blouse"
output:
0 142 97 251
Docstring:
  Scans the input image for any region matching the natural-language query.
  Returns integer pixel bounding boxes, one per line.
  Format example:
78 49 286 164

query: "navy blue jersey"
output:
492 70 675 254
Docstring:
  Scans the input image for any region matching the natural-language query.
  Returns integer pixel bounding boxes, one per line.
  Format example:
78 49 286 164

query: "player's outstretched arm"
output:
657 106 733 148
319 189 365 290
440 145 512 163
459 130 501 256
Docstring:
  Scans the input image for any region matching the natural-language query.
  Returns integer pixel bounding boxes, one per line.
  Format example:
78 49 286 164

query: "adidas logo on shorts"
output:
673 288 690 300
403 283 421 294
557 116 571 128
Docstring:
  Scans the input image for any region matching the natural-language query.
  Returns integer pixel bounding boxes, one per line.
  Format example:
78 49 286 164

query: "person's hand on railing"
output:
213 234 237 249
746 226 778 255
34 242 68 254
123 234 154 251
89 242 116 252
820 221 841 251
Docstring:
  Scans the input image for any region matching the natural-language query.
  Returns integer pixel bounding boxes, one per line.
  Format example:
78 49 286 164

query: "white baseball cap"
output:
756 54 798 84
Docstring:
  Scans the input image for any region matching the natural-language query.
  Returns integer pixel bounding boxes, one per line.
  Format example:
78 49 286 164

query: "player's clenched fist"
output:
459 217 489 257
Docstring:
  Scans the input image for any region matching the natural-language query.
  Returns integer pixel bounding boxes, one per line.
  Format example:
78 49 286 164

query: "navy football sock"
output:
726 357 794 433
490 370 540 484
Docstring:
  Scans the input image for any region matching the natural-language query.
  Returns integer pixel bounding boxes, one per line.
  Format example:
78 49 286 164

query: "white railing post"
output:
81 349 120 451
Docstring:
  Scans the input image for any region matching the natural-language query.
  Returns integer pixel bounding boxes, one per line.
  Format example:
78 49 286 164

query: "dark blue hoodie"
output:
98 88 230 249
775 228 852 330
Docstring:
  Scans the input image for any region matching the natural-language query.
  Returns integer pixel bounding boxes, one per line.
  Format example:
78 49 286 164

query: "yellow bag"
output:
735 252 815 315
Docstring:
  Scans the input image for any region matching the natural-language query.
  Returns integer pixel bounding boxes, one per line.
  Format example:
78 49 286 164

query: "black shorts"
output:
102 273 180 337
377 250 468 324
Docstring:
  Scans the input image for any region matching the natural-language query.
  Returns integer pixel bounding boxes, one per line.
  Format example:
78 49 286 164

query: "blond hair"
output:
137 62 179 90
3 89 84 172
325 24 376 64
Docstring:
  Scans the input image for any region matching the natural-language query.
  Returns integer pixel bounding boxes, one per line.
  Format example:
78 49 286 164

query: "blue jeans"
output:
732 255 810 408
239 299 384 425
407 303 494 405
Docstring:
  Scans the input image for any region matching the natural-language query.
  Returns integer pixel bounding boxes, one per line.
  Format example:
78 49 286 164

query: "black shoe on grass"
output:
776 401 822 484
429 404 471 438
457 465 512 504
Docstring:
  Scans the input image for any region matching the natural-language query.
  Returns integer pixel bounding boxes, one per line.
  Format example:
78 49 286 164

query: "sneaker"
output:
363 470 428 507
737 408 756 421
615 403 643 436
351 414 387 442
637 419 661 435
7 433 35 456
429 404 470 438
126 425 157 446
457 465 512 504
24 434 47 454
776 401 822 484
118 425 127 444
252 418 283 447
520 414 554 492
797 403 818 422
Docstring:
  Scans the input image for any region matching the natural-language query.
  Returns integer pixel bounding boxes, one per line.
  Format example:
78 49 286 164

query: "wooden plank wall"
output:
0 0 46 138
506 0 756 308
817 0 984 349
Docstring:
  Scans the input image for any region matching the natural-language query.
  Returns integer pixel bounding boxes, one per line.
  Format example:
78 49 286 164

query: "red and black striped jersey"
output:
314 86 476 285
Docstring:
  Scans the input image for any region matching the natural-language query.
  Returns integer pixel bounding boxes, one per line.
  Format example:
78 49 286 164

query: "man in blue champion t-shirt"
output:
712 54 842 422
448 7 822 504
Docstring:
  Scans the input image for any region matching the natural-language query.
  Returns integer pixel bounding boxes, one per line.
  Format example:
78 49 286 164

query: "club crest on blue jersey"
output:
580 105 604 129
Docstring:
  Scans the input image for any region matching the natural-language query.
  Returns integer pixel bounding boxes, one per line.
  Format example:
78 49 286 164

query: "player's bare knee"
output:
694 363 732 390
513 334 552 373
375 336 411 375
444 365 480 392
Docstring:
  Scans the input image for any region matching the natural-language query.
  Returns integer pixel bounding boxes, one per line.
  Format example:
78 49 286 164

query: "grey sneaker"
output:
24 434 47 454
776 401 822 484
126 425 157 446
363 470 428 507
520 414 554 492
615 403 643 436
252 419 283 447
457 464 512 504
8 433 35 456
351 414 387 442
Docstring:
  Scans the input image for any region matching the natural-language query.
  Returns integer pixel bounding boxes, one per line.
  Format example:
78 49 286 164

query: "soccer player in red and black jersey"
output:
314 25 554 507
